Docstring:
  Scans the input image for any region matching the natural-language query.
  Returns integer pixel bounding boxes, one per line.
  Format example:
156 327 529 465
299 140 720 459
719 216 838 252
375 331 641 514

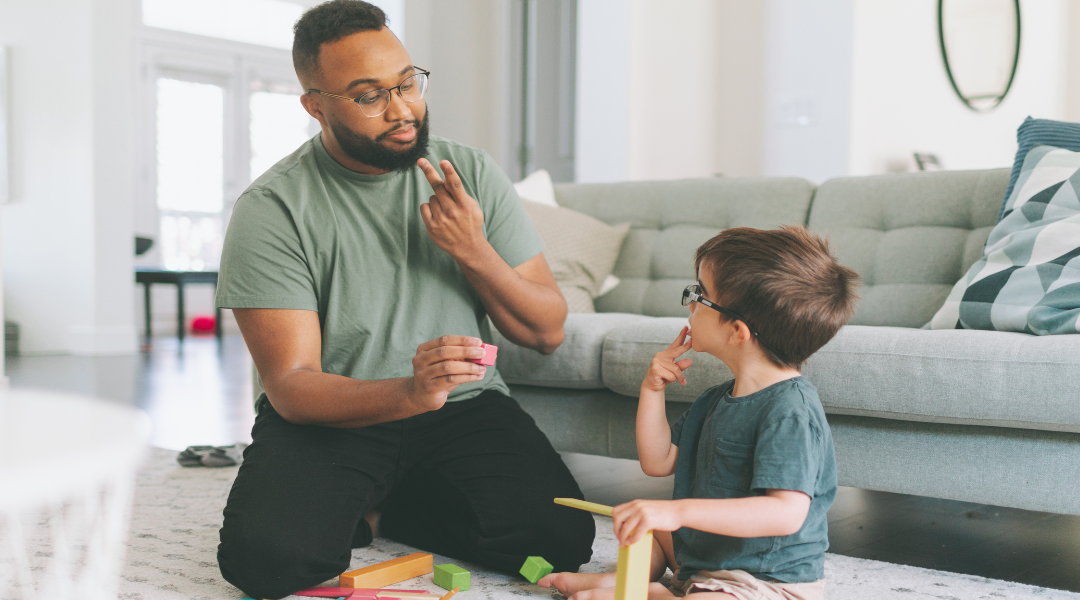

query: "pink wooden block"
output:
466 343 498 366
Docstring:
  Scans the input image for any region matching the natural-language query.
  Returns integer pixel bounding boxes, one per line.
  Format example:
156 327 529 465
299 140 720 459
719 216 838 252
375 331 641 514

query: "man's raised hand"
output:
417 158 486 257
641 326 693 393
408 335 488 412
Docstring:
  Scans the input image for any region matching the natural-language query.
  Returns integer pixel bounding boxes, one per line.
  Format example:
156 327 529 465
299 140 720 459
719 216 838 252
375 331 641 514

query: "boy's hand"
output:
612 499 683 546
641 326 693 392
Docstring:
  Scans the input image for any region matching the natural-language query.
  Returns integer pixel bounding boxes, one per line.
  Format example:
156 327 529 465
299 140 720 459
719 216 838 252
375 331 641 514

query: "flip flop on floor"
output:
177 443 248 467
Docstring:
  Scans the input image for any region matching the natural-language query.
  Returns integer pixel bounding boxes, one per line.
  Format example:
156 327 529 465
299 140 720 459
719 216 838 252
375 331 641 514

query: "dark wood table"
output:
135 268 221 342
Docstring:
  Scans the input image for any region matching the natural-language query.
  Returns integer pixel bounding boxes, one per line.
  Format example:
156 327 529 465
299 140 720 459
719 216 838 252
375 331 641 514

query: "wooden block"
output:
614 531 653 600
466 343 498 366
554 497 614 517
519 556 553 583
339 553 434 588
298 588 428 597
433 564 471 591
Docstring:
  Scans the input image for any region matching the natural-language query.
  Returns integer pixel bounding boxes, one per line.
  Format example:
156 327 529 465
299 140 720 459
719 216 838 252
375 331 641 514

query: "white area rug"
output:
112 449 1080 600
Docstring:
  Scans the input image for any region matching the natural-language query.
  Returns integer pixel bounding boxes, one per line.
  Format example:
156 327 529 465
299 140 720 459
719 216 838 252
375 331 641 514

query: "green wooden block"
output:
434 563 471 591
519 556 553 583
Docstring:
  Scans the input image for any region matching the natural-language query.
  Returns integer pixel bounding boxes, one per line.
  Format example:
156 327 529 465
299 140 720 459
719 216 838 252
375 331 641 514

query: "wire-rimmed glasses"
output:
307 68 430 117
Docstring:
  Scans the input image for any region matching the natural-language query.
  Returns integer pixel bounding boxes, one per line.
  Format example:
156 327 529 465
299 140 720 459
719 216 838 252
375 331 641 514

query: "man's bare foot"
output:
538 572 617 597
364 510 381 538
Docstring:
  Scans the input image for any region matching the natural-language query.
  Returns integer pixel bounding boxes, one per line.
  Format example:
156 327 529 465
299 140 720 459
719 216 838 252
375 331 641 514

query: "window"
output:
141 0 304 50
136 0 406 272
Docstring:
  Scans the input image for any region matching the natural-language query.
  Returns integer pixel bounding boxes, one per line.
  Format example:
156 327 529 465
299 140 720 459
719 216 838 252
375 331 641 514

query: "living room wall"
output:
0 0 138 355
847 0 1071 176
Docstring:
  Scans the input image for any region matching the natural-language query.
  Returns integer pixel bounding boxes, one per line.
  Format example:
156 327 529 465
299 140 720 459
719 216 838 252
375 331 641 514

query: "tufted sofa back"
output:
553 177 816 317
807 168 1009 328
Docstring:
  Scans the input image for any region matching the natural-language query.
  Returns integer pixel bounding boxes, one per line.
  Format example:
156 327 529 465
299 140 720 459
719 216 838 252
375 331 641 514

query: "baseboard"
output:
66 325 139 355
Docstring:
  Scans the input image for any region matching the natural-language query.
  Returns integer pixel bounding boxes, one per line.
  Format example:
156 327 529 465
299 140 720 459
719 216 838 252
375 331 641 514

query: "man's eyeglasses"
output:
307 68 430 118
681 284 781 358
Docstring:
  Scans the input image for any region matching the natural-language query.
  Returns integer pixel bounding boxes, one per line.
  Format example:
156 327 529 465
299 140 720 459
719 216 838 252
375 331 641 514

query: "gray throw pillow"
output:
521 201 630 313
930 145 1080 334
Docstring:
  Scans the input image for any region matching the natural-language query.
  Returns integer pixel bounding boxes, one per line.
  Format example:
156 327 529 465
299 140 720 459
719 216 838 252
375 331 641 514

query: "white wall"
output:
574 0 630 183
404 0 514 174
848 0 1068 176
1067 0 1080 124
626 0 724 181
0 0 138 355
761 0 853 182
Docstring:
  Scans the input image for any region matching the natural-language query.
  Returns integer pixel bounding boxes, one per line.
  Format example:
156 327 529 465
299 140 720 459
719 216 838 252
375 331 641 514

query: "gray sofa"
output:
497 168 1080 517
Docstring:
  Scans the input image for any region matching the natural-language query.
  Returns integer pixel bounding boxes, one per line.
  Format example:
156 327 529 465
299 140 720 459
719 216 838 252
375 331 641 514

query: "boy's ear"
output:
727 320 754 345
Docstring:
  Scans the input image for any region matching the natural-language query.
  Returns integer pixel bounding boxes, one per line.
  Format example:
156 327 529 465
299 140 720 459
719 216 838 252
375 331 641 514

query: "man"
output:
214 2 595 598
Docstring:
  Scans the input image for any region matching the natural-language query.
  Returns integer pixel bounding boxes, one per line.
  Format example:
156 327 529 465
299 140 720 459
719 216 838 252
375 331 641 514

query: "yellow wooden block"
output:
553 497 614 517
340 553 434 588
614 531 653 600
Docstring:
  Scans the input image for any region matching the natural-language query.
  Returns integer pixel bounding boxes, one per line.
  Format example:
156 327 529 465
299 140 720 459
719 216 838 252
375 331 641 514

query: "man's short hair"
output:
694 226 860 369
293 0 388 86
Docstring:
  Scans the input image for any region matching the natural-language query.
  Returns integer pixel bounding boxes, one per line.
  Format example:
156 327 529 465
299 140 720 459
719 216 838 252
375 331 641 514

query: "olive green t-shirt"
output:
216 134 544 405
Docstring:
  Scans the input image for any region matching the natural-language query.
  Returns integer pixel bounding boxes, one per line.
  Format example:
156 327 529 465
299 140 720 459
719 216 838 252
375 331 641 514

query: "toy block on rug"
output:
553 498 652 600
433 564 471 591
339 553 434 588
519 556 553 583
297 587 435 598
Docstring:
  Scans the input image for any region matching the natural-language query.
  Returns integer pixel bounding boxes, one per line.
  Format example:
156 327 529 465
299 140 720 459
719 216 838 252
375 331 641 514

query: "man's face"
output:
307 27 429 171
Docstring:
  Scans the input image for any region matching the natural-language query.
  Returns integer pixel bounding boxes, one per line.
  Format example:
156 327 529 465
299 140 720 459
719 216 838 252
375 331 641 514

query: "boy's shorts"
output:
670 569 824 600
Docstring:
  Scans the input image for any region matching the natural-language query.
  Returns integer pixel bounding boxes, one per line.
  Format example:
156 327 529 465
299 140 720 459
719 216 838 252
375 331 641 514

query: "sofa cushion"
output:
601 317 733 402
929 146 1080 334
521 201 630 313
1002 117 1080 220
554 177 815 317
599 317 1080 433
804 325 1080 433
808 169 1009 328
493 313 654 388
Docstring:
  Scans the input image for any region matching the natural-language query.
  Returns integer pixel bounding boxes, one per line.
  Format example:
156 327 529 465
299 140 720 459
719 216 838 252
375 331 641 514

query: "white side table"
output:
0 389 151 600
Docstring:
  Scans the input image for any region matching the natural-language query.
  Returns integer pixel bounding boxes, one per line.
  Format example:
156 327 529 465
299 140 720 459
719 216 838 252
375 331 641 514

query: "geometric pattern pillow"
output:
521 200 630 313
999 117 1080 222
930 145 1080 334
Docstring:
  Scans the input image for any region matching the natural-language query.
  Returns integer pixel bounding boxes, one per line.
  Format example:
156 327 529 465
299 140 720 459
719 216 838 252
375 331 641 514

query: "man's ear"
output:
300 93 328 128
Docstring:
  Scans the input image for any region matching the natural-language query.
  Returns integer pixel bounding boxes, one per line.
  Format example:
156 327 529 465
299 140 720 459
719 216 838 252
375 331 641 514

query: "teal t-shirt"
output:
669 376 836 583
216 134 545 405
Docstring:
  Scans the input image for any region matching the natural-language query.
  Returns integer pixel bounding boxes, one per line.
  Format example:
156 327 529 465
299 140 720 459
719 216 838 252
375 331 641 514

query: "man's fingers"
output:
417 158 451 197
439 160 467 203
416 335 483 353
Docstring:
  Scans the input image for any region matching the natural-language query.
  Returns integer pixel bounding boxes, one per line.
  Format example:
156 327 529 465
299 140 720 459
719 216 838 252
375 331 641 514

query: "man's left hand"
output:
418 158 486 258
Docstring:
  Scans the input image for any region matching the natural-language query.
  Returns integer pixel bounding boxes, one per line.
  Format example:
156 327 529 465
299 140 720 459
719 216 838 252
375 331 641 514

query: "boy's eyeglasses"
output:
681 284 782 358
307 68 430 118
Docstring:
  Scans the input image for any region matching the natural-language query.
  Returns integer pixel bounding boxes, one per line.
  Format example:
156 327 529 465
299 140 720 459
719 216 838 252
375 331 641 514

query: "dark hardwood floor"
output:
7 335 1079 593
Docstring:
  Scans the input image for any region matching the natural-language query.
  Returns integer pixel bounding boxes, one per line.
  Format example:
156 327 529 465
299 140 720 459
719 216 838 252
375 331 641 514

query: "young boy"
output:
540 226 859 600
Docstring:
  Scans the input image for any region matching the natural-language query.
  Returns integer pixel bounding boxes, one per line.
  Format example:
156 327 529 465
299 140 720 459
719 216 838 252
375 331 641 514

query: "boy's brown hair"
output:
694 226 860 369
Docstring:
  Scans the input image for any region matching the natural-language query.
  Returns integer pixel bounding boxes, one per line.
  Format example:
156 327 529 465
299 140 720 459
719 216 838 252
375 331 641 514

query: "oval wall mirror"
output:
938 0 1021 112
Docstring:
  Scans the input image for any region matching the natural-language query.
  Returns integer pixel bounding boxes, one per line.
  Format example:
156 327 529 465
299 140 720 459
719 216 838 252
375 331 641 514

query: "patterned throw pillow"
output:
521 201 630 313
930 145 1080 334
999 117 1080 221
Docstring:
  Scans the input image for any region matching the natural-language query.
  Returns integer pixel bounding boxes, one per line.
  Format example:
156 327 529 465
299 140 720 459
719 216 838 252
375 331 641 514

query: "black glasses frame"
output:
307 68 431 117
682 284 782 358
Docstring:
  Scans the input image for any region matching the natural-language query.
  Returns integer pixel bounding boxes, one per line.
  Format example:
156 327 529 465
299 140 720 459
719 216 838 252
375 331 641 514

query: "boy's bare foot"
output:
538 572 617 597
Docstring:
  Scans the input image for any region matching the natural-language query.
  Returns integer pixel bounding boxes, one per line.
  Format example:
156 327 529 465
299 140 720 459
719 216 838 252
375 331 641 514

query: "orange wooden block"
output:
340 553 434 588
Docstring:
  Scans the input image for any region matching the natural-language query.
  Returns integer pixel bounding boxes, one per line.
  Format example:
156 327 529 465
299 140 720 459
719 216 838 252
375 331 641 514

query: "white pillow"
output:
514 169 558 207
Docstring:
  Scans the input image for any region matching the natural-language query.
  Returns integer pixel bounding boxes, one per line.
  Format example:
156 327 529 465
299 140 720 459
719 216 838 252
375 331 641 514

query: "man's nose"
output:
384 89 414 122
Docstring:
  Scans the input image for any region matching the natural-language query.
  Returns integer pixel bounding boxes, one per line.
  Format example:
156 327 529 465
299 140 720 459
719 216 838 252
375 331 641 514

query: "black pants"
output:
217 390 596 599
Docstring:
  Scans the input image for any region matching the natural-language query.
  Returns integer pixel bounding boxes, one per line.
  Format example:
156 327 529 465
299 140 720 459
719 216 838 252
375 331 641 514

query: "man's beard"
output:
329 110 430 172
